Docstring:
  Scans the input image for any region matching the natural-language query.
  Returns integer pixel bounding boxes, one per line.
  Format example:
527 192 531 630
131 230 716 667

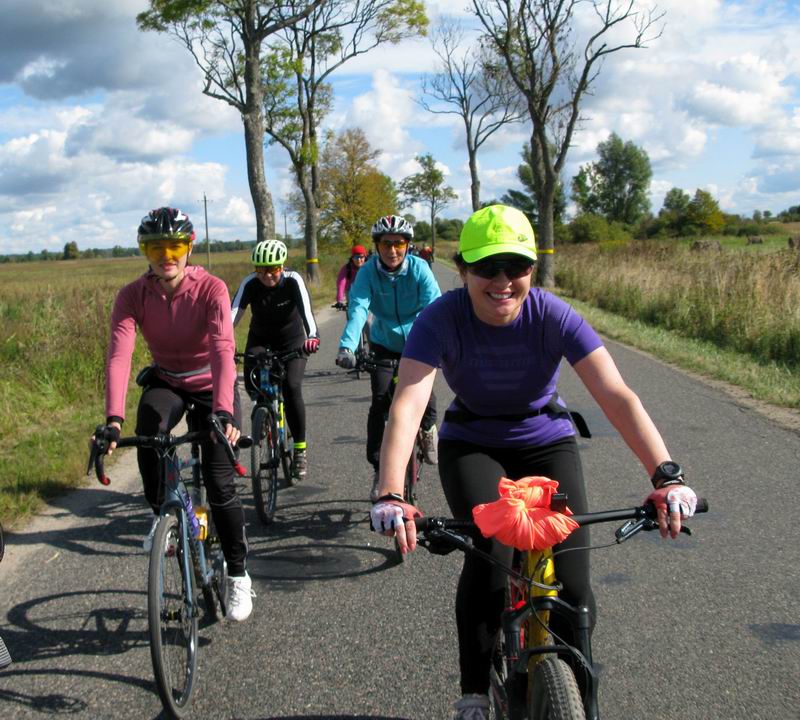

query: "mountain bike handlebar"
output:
356 353 399 373
414 497 709 547
234 348 304 366
87 413 251 486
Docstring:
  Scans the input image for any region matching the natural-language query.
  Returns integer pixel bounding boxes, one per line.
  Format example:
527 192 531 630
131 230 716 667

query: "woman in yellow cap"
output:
368 205 698 718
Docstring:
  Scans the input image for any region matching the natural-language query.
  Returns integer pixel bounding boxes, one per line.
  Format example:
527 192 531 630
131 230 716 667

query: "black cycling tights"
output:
366 343 436 469
438 436 596 696
136 379 247 576
244 349 308 444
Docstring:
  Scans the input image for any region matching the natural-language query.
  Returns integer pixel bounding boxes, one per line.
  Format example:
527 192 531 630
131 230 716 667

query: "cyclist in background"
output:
231 239 319 481
369 205 699 719
335 215 441 501
96 207 254 622
418 244 434 266
334 244 367 310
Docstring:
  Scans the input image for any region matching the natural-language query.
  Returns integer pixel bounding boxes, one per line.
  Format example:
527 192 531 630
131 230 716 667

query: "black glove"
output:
214 410 240 431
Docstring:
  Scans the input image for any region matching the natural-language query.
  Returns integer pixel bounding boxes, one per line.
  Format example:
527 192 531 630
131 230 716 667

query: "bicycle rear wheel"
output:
148 513 198 719
528 656 585 720
251 406 279 525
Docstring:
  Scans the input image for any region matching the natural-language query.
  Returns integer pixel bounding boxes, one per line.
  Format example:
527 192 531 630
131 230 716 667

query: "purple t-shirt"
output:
403 287 603 447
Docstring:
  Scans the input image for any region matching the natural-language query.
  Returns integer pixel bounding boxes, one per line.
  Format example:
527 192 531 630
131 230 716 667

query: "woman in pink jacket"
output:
334 244 367 308
97 207 253 622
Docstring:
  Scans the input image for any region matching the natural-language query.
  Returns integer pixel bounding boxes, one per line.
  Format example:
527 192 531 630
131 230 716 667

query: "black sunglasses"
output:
467 257 535 280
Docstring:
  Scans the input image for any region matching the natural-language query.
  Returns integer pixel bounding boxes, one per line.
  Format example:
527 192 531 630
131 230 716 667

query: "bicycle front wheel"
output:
528 656 585 720
251 406 279 525
148 513 198 719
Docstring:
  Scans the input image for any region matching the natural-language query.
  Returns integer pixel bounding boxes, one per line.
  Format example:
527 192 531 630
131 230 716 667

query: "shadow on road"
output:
7 488 156 558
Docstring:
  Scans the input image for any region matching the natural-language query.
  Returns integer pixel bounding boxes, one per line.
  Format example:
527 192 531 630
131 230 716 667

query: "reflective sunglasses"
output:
379 239 409 249
255 265 283 276
352 254 366 260
467 257 534 280
139 239 192 263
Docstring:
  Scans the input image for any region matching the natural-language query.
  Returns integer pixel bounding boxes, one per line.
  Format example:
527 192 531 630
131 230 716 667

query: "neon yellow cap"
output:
459 205 537 263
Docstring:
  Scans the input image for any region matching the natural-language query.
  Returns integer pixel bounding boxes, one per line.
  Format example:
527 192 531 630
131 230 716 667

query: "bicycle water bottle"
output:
195 505 209 541
183 493 201 539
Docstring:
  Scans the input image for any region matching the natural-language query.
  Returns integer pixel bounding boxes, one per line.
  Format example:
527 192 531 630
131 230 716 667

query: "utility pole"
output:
283 207 288 244
203 193 211 269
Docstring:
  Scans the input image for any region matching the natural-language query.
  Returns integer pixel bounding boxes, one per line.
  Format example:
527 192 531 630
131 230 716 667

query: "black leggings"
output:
135 378 248 576
438 436 595 695
366 343 436 469
244 349 308 444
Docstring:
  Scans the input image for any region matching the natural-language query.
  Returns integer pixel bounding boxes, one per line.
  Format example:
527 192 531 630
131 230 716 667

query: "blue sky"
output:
1 0 799 254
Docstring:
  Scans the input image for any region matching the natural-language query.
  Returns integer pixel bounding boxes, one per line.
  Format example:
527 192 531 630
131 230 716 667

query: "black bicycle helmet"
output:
370 215 414 241
137 207 195 243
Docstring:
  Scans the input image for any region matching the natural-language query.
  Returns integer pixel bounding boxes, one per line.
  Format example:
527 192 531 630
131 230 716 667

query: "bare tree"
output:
472 0 664 286
420 20 525 211
137 0 326 244
263 0 427 283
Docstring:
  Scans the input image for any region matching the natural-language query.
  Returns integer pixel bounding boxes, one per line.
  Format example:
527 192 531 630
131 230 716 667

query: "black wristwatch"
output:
650 461 685 489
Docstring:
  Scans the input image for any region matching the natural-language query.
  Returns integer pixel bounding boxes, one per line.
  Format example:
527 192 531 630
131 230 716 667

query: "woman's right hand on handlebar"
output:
370 499 422 554
336 347 356 369
90 422 121 455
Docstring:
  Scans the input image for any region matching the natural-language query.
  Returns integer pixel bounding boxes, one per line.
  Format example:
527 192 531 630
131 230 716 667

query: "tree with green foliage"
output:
571 133 652 225
315 128 398 249
137 0 326 244
501 142 566 227
657 187 691 236
471 0 663 287
420 19 524 211
399 153 458 254
686 189 725 236
62 241 79 260
262 0 427 282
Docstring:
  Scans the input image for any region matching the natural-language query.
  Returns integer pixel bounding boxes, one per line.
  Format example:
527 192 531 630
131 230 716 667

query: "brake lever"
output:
88 425 111 485
208 413 247 477
616 517 693 542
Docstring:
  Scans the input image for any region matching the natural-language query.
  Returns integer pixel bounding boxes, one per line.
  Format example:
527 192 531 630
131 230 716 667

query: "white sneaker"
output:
452 694 489 720
142 516 159 552
227 572 255 622
419 424 439 465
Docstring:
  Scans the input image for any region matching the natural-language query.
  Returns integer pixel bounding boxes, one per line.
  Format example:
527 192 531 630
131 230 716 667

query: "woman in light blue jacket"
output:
336 215 441 500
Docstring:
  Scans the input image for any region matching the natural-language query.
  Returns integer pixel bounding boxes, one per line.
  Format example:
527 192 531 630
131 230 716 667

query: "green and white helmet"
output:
252 239 287 266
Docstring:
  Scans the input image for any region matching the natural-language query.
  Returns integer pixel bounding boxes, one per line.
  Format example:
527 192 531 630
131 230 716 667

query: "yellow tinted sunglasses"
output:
139 239 192 263
254 265 283 276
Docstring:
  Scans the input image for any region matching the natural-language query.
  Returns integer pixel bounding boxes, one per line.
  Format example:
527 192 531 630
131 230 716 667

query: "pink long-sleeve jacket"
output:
105 265 236 421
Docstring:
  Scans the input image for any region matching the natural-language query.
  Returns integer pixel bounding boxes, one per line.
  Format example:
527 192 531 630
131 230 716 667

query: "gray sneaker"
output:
369 471 381 502
419 424 439 465
292 448 307 480
452 694 489 720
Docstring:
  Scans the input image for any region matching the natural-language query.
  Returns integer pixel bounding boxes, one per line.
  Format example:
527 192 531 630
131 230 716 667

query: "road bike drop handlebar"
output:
87 413 252 486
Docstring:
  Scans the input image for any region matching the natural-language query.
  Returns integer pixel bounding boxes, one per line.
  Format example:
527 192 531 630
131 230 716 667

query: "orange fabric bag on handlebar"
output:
472 476 579 551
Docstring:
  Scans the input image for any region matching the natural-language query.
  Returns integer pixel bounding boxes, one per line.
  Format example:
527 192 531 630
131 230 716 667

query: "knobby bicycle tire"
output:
251 405 279 525
148 513 198 719
528 656 585 720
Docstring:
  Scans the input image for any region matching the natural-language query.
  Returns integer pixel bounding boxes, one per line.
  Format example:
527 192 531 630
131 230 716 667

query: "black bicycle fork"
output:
504 597 600 720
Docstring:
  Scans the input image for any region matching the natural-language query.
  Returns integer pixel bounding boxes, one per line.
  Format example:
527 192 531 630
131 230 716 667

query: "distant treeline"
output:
0 237 296 264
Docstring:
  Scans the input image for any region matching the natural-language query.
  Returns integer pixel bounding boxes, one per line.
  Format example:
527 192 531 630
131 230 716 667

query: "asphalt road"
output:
0 261 798 719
